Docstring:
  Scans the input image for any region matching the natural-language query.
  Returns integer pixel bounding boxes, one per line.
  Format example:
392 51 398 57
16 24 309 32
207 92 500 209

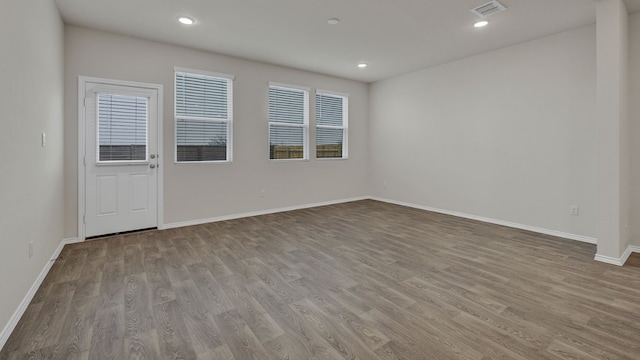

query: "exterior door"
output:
84 81 159 237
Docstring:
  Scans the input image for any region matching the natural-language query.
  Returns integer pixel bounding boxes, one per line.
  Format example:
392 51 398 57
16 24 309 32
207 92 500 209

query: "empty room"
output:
2 0 640 359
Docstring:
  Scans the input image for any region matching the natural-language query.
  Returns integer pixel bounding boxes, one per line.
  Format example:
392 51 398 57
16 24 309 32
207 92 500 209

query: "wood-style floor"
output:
1 200 640 359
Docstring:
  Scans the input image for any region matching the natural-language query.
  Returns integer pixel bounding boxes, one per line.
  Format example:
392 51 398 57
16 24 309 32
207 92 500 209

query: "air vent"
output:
471 1 506 18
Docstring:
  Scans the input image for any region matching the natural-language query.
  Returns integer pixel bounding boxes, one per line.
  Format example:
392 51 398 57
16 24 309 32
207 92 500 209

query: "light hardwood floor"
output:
1 200 639 359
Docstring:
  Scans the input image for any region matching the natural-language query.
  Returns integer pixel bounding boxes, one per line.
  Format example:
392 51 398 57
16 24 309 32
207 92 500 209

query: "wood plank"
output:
142 258 176 305
216 275 284 343
89 306 125 360
213 310 273 360
152 300 197 360
186 264 234 315
57 296 100 359
123 244 145 276
124 274 155 338
99 260 124 309
124 330 161 360
25 281 76 352
173 280 223 354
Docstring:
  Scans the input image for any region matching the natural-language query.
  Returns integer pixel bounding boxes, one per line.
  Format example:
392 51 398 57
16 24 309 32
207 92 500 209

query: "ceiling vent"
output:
471 1 507 18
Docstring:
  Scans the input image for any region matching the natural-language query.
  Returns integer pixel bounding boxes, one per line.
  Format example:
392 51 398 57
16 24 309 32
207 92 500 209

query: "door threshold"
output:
86 227 158 240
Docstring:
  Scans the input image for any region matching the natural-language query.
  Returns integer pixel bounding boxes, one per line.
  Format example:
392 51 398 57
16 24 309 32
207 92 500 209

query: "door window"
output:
97 93 148 162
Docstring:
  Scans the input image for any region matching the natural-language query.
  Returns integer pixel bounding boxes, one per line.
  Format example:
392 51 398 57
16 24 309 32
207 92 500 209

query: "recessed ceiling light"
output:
357 63 367 68
328 18 340 25
474 20 489 28
178 16 195 25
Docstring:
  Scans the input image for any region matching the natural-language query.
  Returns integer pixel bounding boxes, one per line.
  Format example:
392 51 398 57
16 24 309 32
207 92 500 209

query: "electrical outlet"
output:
260 189 266 197
41 132 46 147
569 205 579 216
29 242 33 258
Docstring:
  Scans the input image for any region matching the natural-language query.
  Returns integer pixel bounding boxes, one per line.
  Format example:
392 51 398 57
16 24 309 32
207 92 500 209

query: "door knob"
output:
150 164 156 169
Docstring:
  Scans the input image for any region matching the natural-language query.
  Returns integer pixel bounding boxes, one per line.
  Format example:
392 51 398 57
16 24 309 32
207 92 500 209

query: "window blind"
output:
269 85 308 160
176 72 228 119
98 93 148 162
175 70 232 162
316 92 347 159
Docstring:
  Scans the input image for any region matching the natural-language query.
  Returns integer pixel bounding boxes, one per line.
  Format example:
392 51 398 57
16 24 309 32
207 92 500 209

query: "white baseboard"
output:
369 196 598 245
162 196 369 230
165 195 599 246
595 245 640 266
0 237 79 351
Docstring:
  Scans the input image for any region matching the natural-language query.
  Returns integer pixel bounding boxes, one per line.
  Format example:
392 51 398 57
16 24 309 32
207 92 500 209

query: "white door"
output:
84 81 159 238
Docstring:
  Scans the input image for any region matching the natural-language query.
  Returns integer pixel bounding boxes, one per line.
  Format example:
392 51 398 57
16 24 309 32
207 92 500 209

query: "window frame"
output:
268 82 310 161
95 91 150 165
315 89 349 160
174 67 234 164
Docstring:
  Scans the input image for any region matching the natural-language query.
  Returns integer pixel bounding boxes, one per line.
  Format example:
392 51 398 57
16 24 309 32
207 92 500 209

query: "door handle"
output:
150 164 156 169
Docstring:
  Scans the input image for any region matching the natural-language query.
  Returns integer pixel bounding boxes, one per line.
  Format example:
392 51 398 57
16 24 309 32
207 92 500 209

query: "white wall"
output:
369 25 597 239
596 0 630 260
64 26 369 238
0 0 64 340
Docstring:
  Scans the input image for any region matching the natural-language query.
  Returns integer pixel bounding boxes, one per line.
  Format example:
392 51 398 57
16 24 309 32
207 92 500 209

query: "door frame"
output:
77 76 164 241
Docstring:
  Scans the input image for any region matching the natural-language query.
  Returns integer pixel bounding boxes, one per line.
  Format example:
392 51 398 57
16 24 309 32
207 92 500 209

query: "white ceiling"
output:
54 0 640 83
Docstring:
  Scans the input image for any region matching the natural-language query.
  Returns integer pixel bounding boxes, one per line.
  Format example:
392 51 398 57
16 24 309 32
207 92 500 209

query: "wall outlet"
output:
29 241 33 258
569 205 579 216
41 132 46 147
259 189 266 197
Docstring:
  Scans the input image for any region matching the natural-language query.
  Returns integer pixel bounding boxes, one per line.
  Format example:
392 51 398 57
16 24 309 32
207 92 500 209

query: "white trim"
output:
163 196 368 229
269 158 310 163
316 89 350 98
595 245 640 266
165 195 601 246
369 196 598 245
594 252 628 266
315 91 348 160
268 81 310 92
174 67 235 81
316 157 349 161
0 238 80 351
157 85 165 230
78 76 164 241
77 77 86 241
268 84 310 160
62 237 82 245
174 71 233 163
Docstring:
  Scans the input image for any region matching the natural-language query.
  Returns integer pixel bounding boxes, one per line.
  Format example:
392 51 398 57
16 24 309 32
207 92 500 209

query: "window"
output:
269 83 309 160
175 68 233 162
316 91 348 159
97 93 148 162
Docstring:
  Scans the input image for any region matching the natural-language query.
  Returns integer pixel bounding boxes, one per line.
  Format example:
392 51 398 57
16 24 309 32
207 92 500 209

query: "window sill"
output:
174 160 233 165
270 158 309 162
316 157 348 161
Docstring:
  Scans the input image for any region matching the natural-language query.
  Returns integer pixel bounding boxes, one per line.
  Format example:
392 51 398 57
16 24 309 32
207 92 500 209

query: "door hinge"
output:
83 214 86 224
83 156 86 166
83 98 88 107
